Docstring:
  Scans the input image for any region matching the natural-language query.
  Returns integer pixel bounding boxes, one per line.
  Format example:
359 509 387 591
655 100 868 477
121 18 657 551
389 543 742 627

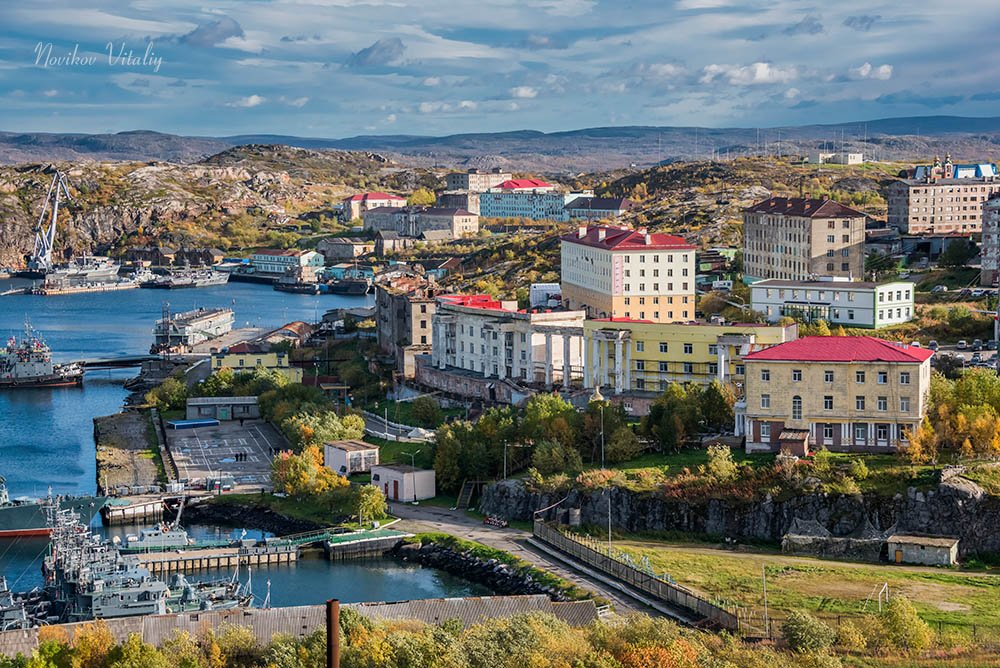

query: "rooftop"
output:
896 177 1000 186
494 178 553 190
743 336 934 363
887 534 959 548
562 225 694 251
373 463 428 474
750 279 914 290
345 192 405 202
326 439 379 452
253 248 308 257
438 294 512 312
745 197 866 218
565 197 633 211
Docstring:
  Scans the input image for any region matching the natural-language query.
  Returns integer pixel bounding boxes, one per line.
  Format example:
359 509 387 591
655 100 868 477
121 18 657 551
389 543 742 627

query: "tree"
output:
407 188 436 206
72 622 115 668
700 380 734 432
271 445 349 497
355 484 388 521
104 634 170 668
939 238 976 268
433 421 478 492
605 427 643 464
531 439 583 474
781 610 835 653
280 411 365 450
410 396 443 428
705 444 738 482
644 383 700 451
879 596 932 652
522 393 578 447
145 377 188 411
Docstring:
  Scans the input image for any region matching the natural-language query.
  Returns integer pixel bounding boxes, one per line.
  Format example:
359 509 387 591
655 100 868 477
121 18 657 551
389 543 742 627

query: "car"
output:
972 352 983 363
972 289 986 298
929 340 939 351
910 341 921 348
932 285 949 293
988 341 998 351
957 340 969 350
974 339 984 351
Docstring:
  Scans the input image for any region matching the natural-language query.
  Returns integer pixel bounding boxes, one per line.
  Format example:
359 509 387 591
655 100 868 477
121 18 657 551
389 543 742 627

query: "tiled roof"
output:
745 197 865 218
254 248 305 256
346 192 405 202
743 336 934 363
495 178 553 190
561 226 694 251
565 197 632 211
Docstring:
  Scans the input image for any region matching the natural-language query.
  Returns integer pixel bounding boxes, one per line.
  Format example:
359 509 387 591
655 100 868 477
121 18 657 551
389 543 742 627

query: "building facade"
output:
886 178 1000 235
430 295 586 388
982 196 1000 286
250 249 324 275
316 237 374 262
583 320 798 399
445 168 512 192
363 207 479 239
324 440 380 475
741 336 933 454
436 190 481 215
564 197 633 221
375 274 440 378
560 226 697 323
750 279 915 329
211 343 303 382
743 197 866 283
342 192 406 221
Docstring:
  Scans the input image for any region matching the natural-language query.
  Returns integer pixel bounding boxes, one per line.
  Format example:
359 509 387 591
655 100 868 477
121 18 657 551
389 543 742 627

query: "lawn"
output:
609 537 1000 629
915 268 981 293
207 491 353 527
609 447 775 474
361 435 435 469
369 399 465 429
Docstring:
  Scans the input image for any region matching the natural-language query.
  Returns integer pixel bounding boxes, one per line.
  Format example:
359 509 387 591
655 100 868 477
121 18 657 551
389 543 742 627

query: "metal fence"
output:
532 521 740 632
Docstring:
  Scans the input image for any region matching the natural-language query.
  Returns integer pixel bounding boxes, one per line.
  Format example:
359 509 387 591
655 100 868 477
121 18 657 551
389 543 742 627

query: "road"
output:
361 410 421 440
389 502 652 615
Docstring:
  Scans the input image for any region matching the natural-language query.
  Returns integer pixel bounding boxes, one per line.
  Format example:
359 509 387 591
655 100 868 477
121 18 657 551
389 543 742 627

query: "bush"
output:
879 596 932 652
782 610 835 653
835 620 866 651
410 396 444 428
849 459 870 481
532 440 583 475
605 427 643 464
705 444 738 482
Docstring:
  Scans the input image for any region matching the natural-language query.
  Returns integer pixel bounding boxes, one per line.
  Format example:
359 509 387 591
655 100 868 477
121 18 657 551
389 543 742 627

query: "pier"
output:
101 495 173 525
137 544 298 575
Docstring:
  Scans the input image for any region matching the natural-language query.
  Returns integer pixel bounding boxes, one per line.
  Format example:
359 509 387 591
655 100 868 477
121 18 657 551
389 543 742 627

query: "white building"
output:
808 152 863 165
342 192 406 221
250 249 324 275
479 179 592 221
750 279 915 329
324 440 380 476
981 196 1000 286
430 294 586 388
445 168 511 192
371 465 436 502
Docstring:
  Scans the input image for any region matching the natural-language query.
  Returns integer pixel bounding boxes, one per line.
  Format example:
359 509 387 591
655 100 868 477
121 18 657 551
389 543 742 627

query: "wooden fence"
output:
533 521 741 632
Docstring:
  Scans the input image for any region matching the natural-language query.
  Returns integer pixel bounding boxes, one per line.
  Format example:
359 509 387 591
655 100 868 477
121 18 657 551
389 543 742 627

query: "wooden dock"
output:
137 545 297 575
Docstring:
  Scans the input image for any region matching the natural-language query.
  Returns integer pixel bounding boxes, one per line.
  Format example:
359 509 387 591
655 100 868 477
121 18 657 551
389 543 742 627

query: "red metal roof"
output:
495 179 553 190
743 336 934 363
561 226 694 251
438 294 509 311
745 197 865 218
346 192 406 202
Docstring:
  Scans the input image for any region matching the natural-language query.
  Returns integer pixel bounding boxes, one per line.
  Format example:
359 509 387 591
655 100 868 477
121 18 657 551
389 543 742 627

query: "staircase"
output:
456 480 478 510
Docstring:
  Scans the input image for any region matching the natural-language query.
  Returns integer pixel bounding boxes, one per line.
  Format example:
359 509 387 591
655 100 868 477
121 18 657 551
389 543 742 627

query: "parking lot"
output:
164 419 287 492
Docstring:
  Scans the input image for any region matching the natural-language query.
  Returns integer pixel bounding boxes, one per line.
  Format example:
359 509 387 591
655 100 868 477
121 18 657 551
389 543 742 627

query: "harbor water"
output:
0 281 486 604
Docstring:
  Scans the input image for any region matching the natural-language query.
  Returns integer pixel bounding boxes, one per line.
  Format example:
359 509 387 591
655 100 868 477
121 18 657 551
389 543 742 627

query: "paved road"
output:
389 502 651 615
361 411 418 439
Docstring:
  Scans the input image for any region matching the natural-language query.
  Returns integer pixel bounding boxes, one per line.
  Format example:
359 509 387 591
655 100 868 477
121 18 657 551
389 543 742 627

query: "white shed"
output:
371 464 436 502
324 440 380 476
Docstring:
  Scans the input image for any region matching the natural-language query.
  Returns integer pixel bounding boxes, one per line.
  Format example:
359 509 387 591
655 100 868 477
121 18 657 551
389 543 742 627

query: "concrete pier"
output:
137 545 297 575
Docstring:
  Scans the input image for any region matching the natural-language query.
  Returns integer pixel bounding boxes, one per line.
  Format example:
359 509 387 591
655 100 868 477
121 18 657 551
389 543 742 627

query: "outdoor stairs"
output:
456 480 477 510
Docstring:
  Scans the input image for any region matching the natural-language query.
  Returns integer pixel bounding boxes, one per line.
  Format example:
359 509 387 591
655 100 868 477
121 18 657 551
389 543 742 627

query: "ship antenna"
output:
263 580 271 609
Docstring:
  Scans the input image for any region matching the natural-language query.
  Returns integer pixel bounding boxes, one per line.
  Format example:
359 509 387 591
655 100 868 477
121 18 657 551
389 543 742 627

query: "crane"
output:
28 171 72 274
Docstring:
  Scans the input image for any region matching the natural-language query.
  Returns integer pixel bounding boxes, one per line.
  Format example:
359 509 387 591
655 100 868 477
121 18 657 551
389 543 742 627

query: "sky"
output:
0 0 998 138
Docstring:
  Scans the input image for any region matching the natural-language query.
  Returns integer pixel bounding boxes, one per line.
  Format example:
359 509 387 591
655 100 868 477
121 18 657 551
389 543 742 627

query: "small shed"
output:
324 440 380 475
779 429 810 457
886 534 959 566
371 464 436 502
186 396 259 421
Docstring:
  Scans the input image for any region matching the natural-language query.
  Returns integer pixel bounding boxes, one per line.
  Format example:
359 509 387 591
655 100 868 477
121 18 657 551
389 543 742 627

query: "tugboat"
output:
0 323 83 389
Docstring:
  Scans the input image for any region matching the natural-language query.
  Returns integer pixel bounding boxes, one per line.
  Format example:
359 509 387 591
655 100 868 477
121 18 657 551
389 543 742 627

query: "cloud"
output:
784 88 800 99
385 114 397 123
843 15 880 32
700 62 798 85
422 77 441 87
523 34 566 50
283 96 309 107
850 62 893 80
971 91 1000 102
509 86 538 99
345 38 406 69
178 16 244 48
875 91 963 107
227 94 266 108
784 16 823 36
42 89 58 97
643 63 686 79
458 100 478 110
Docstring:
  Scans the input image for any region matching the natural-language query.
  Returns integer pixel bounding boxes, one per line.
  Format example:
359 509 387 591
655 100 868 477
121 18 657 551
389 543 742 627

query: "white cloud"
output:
42 89 59 97
700 62 798 85
645 63 686 78
509 86 538 99
850 62 893 81
385 114 397 123
422 77 441 86
283 96 309 107
458 100 477 110
227 94 266 107
784 88 800 99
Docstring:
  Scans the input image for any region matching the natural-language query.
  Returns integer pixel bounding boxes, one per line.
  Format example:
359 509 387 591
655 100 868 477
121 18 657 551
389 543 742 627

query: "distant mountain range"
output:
2 115 999 171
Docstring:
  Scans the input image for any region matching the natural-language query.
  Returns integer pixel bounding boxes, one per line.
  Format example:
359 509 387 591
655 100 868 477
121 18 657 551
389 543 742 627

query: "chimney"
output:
577 226 587 238
644 233 652 245
597 229 607 242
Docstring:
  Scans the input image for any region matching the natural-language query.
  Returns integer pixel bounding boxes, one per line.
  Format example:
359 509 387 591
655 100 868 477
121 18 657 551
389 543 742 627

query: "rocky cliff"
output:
479 471 1000 556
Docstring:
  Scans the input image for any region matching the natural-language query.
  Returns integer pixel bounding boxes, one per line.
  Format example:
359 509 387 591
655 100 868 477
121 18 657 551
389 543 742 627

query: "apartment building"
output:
564 197 633 221
741 336 933 454
341 192 406 221
886 178 1000 234
560 225 696 323
250 249 324 275
981 196 1000 286
436 190 481 215
211 343 303 383
743 197 866 283
363 206 479 239
750 279 915 329
583 320 797 411
445 168 511 192
430 295 586 387
374 273 440 378
316 237 374 262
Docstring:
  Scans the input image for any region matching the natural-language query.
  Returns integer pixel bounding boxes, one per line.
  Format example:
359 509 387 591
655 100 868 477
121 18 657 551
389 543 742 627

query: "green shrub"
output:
879 596 932 652
849 459 870 481
782 610 835 653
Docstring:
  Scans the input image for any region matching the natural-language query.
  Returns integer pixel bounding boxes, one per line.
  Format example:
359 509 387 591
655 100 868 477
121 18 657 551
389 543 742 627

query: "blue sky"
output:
0 0 997 137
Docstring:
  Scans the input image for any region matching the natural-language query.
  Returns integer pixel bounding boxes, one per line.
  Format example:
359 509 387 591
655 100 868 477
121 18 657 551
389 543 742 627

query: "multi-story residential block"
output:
479 180 593 221
316 237 374 262
564 197 633 221
808 152 863 165
341 192 406 221
750 279 915 329
741 336 933 454
445 168 511 192
250 249 324 275
560 225 696 323
363 207 479 239
886 178 1000 234
436 190 481 215
375 273 440 378
429 295 586 387
981 196 1000 286
743 197 866 283
583 320 797 413
210 342 303 383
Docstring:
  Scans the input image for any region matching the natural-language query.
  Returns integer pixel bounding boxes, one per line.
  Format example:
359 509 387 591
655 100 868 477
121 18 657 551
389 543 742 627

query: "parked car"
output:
988 341 997 351
932 285 949 293
910 341 921 348
974 339 984 351
972 352 983 363
929 340 939 351
958 340 969 350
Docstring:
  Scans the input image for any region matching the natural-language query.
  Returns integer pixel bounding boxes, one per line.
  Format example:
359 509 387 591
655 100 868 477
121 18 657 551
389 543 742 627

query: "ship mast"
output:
29 171 72 274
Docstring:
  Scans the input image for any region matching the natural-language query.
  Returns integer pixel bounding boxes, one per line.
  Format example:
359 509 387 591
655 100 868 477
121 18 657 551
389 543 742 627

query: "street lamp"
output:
402 450 421 467
589 387 606 469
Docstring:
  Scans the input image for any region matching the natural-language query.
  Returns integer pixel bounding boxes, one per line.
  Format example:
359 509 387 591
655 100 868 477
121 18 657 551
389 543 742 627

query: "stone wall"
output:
479 473 999 557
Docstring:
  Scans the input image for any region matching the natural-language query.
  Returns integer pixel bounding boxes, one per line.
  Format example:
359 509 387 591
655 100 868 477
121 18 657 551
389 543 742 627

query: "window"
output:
420 335 427 344
683 362 693 374
636 360 645 371
420 319 427 329
658 361 668 372
856 371 865 383
876 424 888 441
792 369 802 382
827 234 835 243
683 343 693 354
824 370 834 383
823 424 834 440
761 394 771 409
636 379 645 390
855 424 866 441
900 397 910 412
420 304 427 313
792 396 802 420
761 423 771 439
824 396 833 410
635 341 644 352
659 342 668 353
856 396 865 410
877 371 888 385
735 364 745 375
900 372 910 385
708 344 718 355
761 369 770 381
708 363 719 375
877 396 888 411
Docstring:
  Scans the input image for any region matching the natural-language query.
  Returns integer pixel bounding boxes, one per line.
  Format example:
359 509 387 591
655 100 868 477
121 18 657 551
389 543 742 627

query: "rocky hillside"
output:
0 146 440 268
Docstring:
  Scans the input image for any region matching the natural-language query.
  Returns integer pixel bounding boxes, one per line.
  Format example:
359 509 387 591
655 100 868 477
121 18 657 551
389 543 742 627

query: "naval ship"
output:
0 476 106 537
0 323 83 389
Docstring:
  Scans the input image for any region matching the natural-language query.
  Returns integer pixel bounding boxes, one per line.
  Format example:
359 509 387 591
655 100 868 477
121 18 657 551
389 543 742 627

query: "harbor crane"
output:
28 170 72 274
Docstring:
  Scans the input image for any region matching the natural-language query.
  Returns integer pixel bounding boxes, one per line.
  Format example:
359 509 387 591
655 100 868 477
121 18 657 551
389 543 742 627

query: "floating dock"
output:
101 496 168 525
31 281 140 296
137 544 297 575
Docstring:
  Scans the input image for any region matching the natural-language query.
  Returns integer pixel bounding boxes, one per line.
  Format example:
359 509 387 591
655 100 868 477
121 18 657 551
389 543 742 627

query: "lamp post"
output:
589 386 605 469
402 450 421 467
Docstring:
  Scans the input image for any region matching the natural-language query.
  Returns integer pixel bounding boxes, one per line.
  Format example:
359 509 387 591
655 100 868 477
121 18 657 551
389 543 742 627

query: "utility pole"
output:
326 599 341 668
762 566 770 638
600 402 606 469
607 490 613 549
402 450 420 467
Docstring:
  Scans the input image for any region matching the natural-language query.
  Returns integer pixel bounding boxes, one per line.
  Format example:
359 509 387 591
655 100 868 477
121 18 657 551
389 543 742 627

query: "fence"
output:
532 521 740 632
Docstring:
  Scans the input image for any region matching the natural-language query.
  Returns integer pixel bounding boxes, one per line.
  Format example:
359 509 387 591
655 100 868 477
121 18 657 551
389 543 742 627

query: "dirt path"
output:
95 410 160 494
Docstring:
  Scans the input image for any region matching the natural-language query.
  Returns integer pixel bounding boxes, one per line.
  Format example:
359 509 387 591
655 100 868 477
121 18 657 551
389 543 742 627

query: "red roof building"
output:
561 225 694 252
342 191 407 221
743 336 934 363
493 179 554 192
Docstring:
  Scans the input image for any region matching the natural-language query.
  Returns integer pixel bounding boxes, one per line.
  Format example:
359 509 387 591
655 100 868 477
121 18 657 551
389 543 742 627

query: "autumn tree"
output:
355 484 388 522
271 445 349 497
407 188 436 206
